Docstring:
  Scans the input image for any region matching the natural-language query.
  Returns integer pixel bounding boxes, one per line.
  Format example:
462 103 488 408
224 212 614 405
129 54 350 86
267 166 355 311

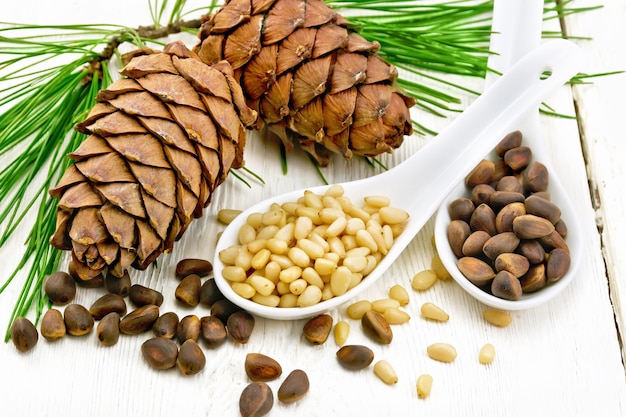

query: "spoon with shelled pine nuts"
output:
212 37 585 320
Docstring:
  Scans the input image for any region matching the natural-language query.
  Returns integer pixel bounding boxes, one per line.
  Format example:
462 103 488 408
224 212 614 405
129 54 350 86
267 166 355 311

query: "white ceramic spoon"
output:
434 0 584 310
213 37 584 320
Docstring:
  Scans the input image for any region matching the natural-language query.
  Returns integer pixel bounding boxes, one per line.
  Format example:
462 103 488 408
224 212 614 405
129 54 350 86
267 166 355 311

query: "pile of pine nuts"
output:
218 185 409 308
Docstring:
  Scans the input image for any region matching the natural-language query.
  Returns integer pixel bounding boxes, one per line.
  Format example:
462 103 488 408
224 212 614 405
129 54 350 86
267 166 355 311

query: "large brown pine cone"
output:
49 41 257 279
193 0 415 166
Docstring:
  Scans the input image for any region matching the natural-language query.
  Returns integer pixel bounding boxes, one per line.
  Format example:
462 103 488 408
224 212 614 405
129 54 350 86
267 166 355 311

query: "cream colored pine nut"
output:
248 275 276 297
364 195 391 208
388 284 410 306
336 195 353 212
420 302 449 322
264 261 281 283
341 235 357 251
219 245 241 265
371 298 401 313
325 216 347 237
294 216 314 240
427 343 457 363
322 195 342 209
237 223 257 245
270 254 295 269
361 204 379 215
379 206 409 225
250 248 271 270
333 320 350 346
382 225 394 251
307 232 330 252
262 209 285 226
289 278 308 295
297 238 326 259
274 222 295 243
302 267 325 289
346 300 372 320
321 283 334 301
312 224 329 237
246 212 263 229
373 360 398 385
482 309 513 327
416 374 433 399
411 270 438 291
367 225 387 255
297 285 323 307
431 253 451 280
266 238 289 255
217 208 242 224
288 246 310 268
253 225 276 241
346 205 370 222
314 257 337 276
279 266 304 284
246 239 267 254
343 255 367 273
479 343 496 364
303 190 324 209
330 266 352 296
361 255 378 276
235 246 253 270
355 229 378 253
279 293 299 308
280 202 302 216
345 217 366 235
320 207 344 224
345 246 371 258
383 308 411 324
323 252 341 264
251 293 280 307
231 282 256 299
389 222 406 238
295 206 321 224
276 280 291 295
222 266 247 283
348 272 363 290
324 184 344 198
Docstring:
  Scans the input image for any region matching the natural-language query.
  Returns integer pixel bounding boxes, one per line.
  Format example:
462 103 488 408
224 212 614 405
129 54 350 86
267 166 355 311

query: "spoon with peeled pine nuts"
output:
212 38 585 320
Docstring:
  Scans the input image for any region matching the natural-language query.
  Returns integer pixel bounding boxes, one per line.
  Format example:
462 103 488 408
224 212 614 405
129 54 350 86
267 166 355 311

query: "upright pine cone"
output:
194 0 415 166
49 41 257 279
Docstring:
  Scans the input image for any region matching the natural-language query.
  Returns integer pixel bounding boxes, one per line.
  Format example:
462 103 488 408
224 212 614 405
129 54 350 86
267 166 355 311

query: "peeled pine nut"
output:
420 302 449 322
431 253 451 280
388 284 410 306
479 343 496 364
427 343 457 363
346 300 372 320
297 285 323 307
217 209 242 224
416 374 433 399
373 360 398 384
383 308 411 325
483 309 513 327
411 270 438 291
333 321 350 346
371 298 401 313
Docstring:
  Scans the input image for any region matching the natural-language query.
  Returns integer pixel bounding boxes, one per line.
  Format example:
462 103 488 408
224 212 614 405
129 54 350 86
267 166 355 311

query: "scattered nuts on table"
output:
416 374 434 399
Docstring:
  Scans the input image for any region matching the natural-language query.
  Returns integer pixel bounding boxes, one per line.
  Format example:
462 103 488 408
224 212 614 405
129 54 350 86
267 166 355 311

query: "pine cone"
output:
193 0 415 166
49 41 257 280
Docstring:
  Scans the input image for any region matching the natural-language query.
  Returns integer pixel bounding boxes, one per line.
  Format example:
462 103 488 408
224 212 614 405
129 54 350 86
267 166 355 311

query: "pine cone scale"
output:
193 0 415 166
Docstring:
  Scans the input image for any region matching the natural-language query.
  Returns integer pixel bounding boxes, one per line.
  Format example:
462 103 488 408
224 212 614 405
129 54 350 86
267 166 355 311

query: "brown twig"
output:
83 18 203 84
